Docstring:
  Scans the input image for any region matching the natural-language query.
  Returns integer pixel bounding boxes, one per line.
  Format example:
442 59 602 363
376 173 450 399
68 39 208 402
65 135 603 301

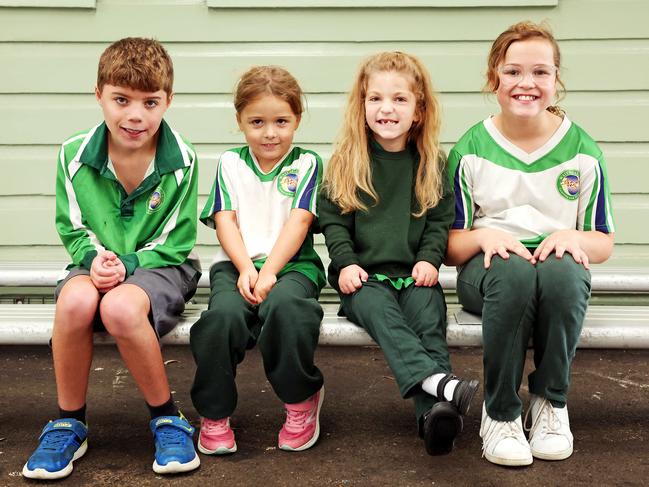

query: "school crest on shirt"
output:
556 170 580 201
277 170 299 197
147 186 165 213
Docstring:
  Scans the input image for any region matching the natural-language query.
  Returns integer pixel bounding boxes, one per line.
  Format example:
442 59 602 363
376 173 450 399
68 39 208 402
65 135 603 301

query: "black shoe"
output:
436 374 479 416
422 402 463 456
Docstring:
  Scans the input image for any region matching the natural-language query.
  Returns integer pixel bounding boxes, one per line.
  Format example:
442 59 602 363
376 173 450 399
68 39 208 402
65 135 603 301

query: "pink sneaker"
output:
278 387 324 451
198 417 237 455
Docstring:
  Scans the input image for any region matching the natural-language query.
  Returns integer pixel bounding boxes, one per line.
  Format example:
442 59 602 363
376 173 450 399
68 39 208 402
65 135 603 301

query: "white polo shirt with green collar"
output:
55 120 200 276
448 116 615 247
200 145 325 289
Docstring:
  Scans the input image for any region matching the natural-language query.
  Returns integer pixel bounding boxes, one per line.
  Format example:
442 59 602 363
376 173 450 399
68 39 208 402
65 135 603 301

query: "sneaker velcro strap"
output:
39 419 87 442
151 415 195 436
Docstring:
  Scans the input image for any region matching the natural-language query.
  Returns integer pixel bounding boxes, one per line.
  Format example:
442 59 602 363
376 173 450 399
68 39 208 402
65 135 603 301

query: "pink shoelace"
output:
284 407 311 432
202 418 230 435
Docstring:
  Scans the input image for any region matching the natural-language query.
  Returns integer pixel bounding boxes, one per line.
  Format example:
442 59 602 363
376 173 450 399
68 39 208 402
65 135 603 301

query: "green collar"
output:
241 145 298 182
369 137 417 161
76 119 186 175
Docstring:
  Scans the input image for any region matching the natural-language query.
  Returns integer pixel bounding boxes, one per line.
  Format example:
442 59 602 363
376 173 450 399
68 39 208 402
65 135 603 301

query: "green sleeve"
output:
415 165 455 269
54 145 102 269
317 190 359 272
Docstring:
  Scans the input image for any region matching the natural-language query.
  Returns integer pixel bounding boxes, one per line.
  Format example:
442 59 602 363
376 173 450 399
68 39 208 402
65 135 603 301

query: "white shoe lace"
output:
481 417 527 457
524 398 566 441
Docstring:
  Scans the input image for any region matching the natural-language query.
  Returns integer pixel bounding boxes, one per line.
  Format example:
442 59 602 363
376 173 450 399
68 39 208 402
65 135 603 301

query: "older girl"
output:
446 22 615 466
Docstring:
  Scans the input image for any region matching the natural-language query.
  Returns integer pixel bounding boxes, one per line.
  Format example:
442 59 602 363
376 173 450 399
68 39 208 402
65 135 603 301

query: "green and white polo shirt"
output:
201 145 325 289
55 120 200 276
448 117 615 247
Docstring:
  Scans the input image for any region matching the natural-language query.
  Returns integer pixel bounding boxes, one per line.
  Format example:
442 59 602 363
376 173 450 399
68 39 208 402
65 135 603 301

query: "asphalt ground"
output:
1 345 648 486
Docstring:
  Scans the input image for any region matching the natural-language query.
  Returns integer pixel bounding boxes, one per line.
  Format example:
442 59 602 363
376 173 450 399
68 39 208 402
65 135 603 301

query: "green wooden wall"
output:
0 0 647 266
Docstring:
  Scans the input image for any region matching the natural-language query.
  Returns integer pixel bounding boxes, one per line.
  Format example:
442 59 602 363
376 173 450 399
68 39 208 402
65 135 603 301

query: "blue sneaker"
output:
150 413 200 474
22 418 88 480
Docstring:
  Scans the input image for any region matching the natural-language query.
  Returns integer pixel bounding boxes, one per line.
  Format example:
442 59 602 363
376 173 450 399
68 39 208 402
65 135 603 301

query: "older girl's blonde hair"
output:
323 51 443 217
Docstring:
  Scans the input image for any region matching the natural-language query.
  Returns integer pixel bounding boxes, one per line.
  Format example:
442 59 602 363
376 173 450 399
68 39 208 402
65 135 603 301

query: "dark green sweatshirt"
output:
318 139 455 292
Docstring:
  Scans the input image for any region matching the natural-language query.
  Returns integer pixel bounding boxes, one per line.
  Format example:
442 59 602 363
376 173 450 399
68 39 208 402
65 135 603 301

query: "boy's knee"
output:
57 280 100 321
99 291 149 338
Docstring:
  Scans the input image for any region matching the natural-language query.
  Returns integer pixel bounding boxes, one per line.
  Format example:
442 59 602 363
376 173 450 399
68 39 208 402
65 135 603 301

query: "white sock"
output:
421 374 459 401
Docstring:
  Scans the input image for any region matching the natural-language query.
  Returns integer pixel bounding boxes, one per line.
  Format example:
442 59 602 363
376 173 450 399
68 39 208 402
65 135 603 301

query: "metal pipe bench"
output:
1 262 649 292
1 262 648 348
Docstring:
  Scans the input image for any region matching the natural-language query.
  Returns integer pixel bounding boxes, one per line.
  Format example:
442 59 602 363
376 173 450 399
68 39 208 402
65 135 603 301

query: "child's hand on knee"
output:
412 261 438 287
338 264 368 294
533 229 590 269
237 266 259 305
253 269 277 303
476 228 535 268
90 251 123 292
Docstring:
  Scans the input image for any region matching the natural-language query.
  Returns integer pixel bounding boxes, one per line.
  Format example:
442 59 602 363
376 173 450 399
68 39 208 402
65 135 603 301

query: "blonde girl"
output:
318 51 479 456
191 66 325 455
446 22 615 466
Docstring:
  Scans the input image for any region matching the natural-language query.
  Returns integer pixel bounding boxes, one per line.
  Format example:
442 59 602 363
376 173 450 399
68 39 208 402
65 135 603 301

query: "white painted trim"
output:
0 0 95 7
207 0 558 8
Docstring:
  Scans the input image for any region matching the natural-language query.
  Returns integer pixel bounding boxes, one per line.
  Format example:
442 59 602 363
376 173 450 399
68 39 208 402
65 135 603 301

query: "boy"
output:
22 37 201 479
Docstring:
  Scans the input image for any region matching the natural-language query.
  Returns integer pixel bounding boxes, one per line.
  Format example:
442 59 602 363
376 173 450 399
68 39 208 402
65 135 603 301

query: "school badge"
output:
556 170 580 201
277 170 299 197
147 187 165 213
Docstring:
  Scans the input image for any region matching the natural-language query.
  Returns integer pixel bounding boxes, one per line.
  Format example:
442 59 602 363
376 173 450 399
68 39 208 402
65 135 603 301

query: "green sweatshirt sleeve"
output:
317 190 359 272
415 167 456 269
55 145 103 270
119 156 199 277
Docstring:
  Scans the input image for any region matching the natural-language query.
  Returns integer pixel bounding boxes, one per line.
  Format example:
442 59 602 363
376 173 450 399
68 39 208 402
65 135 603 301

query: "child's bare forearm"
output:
444 229 482 266
215 211 256 273
577 230 615 263
261 208 313 275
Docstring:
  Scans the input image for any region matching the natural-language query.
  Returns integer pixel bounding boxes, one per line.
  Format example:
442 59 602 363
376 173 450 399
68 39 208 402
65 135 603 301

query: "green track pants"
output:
190 262 324 420
340 279 451 421
456 253 591 421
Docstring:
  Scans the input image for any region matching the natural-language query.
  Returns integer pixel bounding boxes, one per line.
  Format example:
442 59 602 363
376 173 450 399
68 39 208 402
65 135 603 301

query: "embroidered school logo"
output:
277 170 299 197
556 170 580 201
147 187 164 213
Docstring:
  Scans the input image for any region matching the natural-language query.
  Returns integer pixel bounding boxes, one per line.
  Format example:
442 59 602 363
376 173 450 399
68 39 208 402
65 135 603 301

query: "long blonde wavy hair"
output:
323 51 444 217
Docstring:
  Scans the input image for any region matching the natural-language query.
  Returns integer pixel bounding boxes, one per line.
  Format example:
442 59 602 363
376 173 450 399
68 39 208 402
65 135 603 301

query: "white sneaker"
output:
480 403 533 466
525 395 573 461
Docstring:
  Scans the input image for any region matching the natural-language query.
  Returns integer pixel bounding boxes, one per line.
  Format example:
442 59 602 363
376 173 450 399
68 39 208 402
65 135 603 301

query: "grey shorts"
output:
55 263 200 338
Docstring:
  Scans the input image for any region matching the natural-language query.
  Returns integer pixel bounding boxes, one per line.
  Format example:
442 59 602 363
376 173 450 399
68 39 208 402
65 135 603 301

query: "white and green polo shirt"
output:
448 117 615 247
55 120 200 276
201 145 325 289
